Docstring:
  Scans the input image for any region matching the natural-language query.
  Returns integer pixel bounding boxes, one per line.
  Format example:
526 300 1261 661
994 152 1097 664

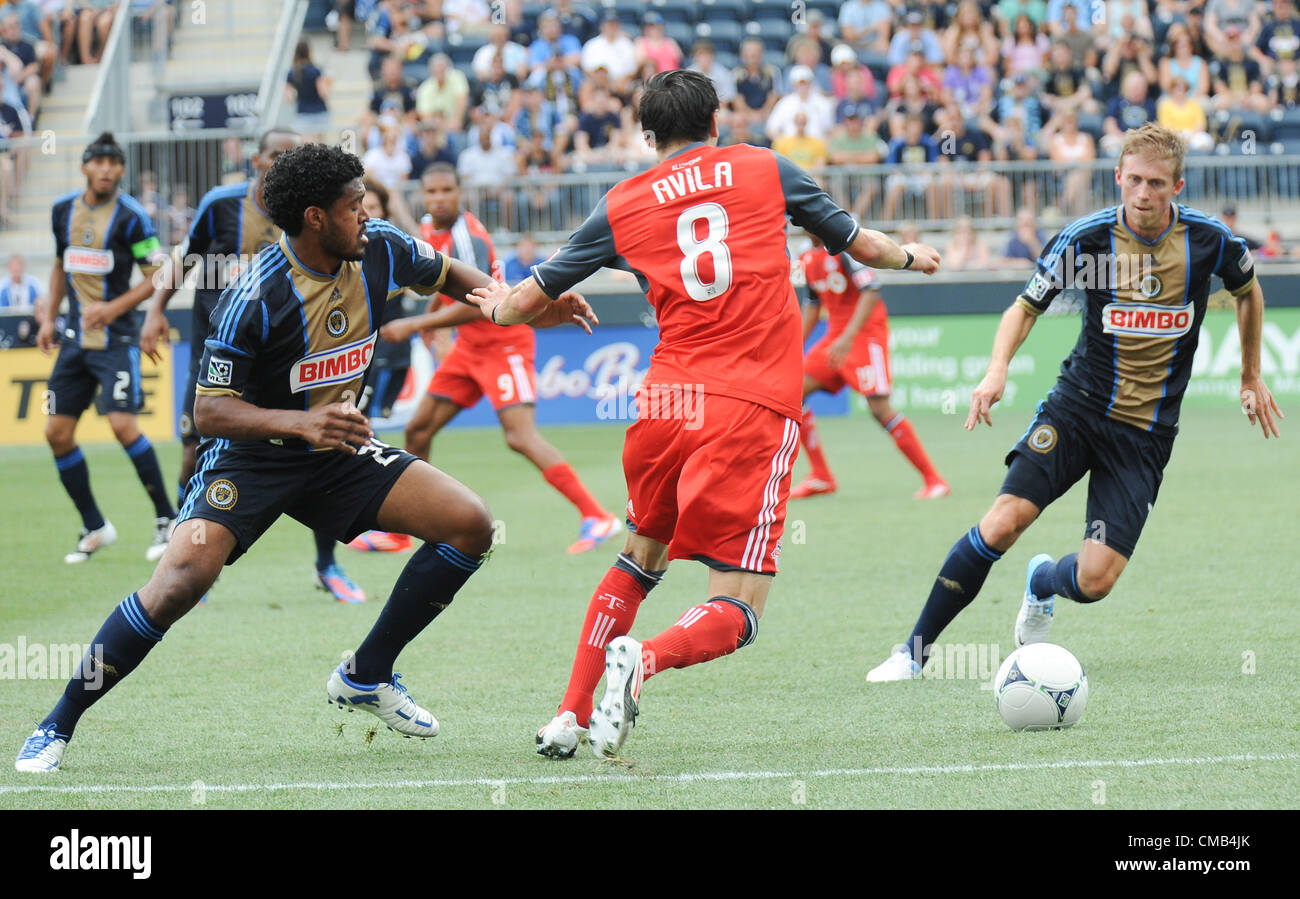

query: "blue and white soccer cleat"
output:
314 564 367 604
536 710 588 759
589 636 644 758
15 727 67 773
326 664 438 738
866 649 922 682
567 515 624 555
1016 553 1057 647
64 520 117 564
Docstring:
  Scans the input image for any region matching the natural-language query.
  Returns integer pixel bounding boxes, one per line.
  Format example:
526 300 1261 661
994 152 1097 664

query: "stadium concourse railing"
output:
8 129 1300 245
83 0 173 136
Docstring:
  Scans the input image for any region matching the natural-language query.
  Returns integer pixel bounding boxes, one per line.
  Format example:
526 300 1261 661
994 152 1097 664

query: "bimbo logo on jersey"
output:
1102 302 1194 337
290 333 377 393
62 247 114 274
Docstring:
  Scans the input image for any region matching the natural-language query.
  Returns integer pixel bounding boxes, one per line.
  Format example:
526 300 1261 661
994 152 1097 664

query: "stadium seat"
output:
1269 106 1300 142
648 0 698 26
695 20 744 55
716 51 740 72
804 0 841 22
763 48 786 72
749 0 793 25
666 21 696 51
752 18 794 53
696 0 750 25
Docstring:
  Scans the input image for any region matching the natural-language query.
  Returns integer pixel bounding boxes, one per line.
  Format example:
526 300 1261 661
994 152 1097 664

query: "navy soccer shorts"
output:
46 340 143 418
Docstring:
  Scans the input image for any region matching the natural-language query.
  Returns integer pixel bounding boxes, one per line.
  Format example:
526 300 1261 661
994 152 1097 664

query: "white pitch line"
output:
1 752 1295 796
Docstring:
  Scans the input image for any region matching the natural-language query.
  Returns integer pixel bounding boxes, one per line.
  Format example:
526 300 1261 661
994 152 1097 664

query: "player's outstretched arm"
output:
1236 280 1284 438
468 277 598 333
845 228 941 274
193 395 373 453
36 260 64 355
380 301 485 343
966 302 1037 430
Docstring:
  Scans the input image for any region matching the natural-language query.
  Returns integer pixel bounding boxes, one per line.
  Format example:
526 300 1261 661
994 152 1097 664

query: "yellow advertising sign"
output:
0 348 174 446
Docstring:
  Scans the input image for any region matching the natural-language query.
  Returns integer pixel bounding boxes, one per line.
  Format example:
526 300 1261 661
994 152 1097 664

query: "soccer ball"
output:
994 643 1088 731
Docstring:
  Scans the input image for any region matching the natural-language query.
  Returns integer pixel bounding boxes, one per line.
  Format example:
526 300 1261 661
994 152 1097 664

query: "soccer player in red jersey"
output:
470 70 941 759
792 233 949 499
376 164 622 554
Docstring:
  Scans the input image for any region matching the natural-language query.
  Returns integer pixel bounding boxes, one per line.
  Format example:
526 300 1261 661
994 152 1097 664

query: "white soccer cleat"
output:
145 517 175 562
589 636 643 758
64 520 117 564
326 664 439 738
1016 553 1057 647
536 710 589 759
866 649 922 682
15 727 67 773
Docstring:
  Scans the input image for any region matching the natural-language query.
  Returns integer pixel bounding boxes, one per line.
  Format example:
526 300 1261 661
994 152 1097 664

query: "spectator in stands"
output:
830 43 878 103
473 22 530 83
1157 74 1215 150
366 55 417 137
1150 0 1188 49
634 13 682 75
1046 0 1103 39
570 88 623 170
993 0 1047 38
1205 0 1262 57
1002 206 1045 267
330 0 363 53
945 216 995 270
942 43 995 120
828 107 887 216
1041 108 1096 213
1002 13 1050 79
767 64 834 141
790 10 836 68
732 36 782 143
1160 24 1209 100
772 110 829 172
466 102 517 151
0 253 43 311
581 11 636 93
530 9 582 78
934 103 1011 218
1210 32 1273 114
889 9 945 67
417 52 469 128
1253 0 1300 76
163 185 193 247
285 40 332 139
1041 39 1097 116
993 72 1043 141
37 0 77 68
442 0 492 39
73 0 114 65
886 73 941 138
839 0 893 56
365 3 434 81
363 123 414 189
1268 53 1300 108
458 112 517 226
883 113 940 219
1103 1 1154 45
516 129 562 228
887 43 944 97
1220 204 1264 250
514 79 570 154
1 12 49 120
835 65 877 123
1100 70 1155 154
470 52 521 124
554 0 599 45
0 42 32 147
503 234 542 284
688 40 737 108
137 169 162 219
409 119 458 175
1051 0 1101 69
788 35 832 94
1101 31 1158 101
942 2 1000 66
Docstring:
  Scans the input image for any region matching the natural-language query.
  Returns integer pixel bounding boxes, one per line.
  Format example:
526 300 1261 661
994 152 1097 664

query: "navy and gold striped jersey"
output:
181 181 281 301
195 219 449 451
52 189 165 349
1015 204 1256 434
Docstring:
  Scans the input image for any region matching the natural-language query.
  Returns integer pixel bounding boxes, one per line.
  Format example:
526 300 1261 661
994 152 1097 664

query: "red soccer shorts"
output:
426 338 537 411
622 390 800 575
804 334 892 397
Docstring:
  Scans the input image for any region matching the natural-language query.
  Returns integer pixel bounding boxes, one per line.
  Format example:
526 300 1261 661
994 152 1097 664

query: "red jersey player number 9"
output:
677 203 733 301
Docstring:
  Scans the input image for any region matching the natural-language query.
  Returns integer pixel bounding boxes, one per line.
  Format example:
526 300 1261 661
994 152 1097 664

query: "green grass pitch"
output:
1 406 1296 809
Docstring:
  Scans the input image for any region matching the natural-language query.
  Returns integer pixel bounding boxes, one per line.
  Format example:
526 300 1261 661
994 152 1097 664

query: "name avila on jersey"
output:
650 161 734 204
291 333 378 393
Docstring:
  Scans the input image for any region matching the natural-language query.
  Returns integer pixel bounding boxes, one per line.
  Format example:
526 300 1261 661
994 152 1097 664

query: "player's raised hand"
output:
1241 376 1284 439
531 291 599 334
467 279 512 322
299 402 373 453
380 319 417 344
966 369 1007 430
902 242 942 275
140 307 170 364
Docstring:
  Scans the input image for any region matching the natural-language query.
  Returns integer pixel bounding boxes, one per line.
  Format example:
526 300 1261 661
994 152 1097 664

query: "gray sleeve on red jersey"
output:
531 195 618 298
845 256 878 291
772 151 859 255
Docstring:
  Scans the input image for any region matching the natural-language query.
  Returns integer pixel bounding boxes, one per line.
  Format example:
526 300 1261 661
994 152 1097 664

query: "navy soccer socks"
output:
906 526 1003 666
54 447 106 532
124 436 175 520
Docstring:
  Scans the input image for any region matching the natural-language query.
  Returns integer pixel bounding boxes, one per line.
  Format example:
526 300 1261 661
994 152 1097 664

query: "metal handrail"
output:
256 0 311 133
82 0 133 135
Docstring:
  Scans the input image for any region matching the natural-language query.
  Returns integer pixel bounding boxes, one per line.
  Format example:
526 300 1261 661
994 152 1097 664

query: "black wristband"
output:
903 249 915 270
490 304 500 324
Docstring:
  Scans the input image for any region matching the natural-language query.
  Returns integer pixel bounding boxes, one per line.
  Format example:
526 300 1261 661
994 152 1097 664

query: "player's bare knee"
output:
45 421 74 455
448 494 494 556
502 427 532 456
1075 568 1116 601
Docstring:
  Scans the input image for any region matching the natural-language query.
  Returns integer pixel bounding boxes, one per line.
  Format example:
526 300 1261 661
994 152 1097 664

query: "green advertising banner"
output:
857 307 1300 415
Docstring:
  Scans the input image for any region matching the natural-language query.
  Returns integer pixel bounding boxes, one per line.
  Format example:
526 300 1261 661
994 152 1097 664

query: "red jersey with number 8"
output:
532 142 860 421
